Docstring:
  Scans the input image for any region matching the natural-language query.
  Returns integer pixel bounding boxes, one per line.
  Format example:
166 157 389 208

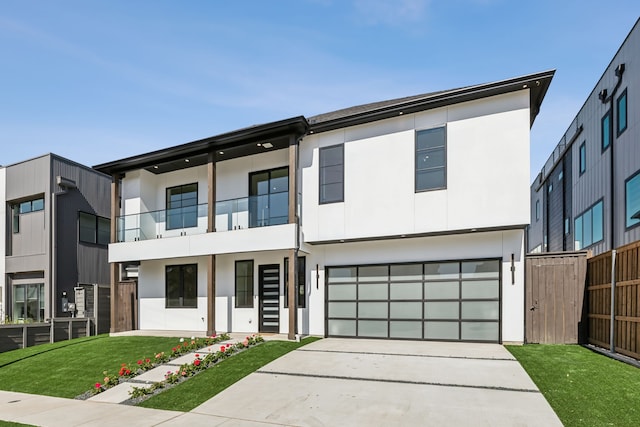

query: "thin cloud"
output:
353 0 430 26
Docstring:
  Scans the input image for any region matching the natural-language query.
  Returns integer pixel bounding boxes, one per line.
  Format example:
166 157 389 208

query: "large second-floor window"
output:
574 200 603 250
625 170 640 229
415 126 446 192
166 183 198 230
12 197 45 234
249 167 289 227
79 212 110 245
617 89 628 136
319 145 344 204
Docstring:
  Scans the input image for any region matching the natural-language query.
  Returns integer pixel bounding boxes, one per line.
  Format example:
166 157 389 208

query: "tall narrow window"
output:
165 264 197 308
284 256 306 308
579 142 586 175
535 200 540 221
319 145 344 204
235 260 254 308
166 183 198 230
626 170 640 228
602 110 611 150
249 167 288 227
617 89 627 136
12 283 45 322
416 127 446 191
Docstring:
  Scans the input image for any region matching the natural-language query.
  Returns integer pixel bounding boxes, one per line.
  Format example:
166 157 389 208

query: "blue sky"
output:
1 1 638 182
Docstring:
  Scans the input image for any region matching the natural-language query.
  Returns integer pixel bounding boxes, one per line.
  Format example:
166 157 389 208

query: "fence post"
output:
22 325 27 349
68 319 72 340
610 249 617 353
86 318 90 337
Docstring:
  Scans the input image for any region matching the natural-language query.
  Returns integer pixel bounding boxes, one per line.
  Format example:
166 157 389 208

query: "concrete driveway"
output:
190 338 562 426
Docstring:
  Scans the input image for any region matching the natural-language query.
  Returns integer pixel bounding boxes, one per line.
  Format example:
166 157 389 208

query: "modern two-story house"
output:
1 154 111 328
95 70 554 344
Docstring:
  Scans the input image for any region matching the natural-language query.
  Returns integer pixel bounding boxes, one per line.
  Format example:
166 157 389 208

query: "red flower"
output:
145 358 150 363
172 347 177 352
220 346 226 352
95 383 101 389
125 369 131 375
195 353 200 358
226 343 231 347
137 360 143 365
194 359 201 366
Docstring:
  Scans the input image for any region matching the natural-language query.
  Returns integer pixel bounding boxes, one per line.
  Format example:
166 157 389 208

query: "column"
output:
109 175 120 333
287 136 299 340
207 152 216 335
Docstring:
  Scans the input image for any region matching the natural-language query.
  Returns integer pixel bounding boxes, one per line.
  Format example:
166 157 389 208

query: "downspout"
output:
599 63 625 251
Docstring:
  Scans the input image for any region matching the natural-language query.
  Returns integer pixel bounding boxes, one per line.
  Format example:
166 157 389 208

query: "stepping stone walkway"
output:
87 339 236 404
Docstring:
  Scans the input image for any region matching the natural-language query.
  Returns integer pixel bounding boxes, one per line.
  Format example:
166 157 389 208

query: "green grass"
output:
0 421 35 427
139 337 321 411
507 345 640 427
0 335 184 398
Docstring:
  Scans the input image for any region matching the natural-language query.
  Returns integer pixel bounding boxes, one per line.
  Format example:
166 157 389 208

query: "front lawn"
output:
139 337 320 411
507 345 640 427
0 335 183 398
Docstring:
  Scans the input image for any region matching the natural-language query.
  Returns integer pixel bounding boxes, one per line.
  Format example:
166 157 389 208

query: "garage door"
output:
326 259 501 342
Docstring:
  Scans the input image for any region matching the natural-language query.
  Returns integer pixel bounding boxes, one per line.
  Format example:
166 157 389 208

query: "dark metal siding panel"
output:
527 184 544 252
547 166 564 252
563 155 573 250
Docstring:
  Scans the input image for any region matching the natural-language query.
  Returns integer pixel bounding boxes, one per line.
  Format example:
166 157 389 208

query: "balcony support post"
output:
207 152 217 335
287 136 299 340
110 174 121 333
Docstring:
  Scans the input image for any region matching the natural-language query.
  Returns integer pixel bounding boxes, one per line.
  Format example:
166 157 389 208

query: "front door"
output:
259 264 280 333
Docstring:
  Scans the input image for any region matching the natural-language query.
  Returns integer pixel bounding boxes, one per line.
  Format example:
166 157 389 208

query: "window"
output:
166 183 198 230
11 197 44 234
564 217 570 235
574 200 604 250
602 110 611 150
625 170 640 228
548 183 553 193
235 260 254 308
319 145 344 204
617 89 627 136
79 212 111 245
12 283 45 322
284 256 306 308
535 200 540 221
579 141 586 175
415 127 446 191
165 264 197 308
249 167 289 227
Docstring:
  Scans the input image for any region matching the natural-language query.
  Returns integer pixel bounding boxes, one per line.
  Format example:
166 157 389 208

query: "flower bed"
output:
89 333 231 395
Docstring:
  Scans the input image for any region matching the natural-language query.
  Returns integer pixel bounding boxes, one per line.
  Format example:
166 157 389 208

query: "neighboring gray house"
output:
529 18 640 256
1 154 111 324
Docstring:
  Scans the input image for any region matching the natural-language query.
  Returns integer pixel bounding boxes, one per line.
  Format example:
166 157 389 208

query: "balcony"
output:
117 192 289 243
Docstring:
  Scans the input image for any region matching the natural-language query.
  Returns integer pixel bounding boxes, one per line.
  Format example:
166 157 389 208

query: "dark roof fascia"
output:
93 116 308 175
308 70 555 134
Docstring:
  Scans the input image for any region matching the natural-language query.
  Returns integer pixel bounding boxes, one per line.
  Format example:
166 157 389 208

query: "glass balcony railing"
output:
116 193 288 242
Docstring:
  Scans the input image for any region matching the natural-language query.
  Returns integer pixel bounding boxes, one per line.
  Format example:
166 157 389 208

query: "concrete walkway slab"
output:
87 381 151 403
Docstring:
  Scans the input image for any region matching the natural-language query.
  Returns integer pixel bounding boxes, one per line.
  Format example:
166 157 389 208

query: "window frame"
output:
415 126 447 192
165 264 198 308
601 110 612 151
617 88 628 136
579 141 586 175
235 260 254 308
574 199 604 250
319 144 344 204
284 256 306 308
625 169 640 230
11 197 45 234
166 183 198 230
78 211 111 246
535 200 540 222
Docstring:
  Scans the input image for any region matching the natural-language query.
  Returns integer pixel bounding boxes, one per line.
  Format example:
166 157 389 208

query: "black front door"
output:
259 264 280 333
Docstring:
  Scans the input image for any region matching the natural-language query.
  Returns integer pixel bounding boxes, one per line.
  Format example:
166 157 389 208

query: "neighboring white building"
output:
95 70 554 343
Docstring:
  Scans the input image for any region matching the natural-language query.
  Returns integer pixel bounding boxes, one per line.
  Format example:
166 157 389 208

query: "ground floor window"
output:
13 283 45 322
235 260 254 308
284 256 306 308
165 264 197 308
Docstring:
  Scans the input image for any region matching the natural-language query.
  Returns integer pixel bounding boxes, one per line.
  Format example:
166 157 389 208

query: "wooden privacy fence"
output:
588 240 640 359
0 318 95 353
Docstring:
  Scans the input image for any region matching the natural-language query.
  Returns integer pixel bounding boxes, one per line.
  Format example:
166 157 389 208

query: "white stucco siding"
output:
301 90 531 243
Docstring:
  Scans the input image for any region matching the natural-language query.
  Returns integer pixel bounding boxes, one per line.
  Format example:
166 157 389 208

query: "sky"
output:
1 1 638 182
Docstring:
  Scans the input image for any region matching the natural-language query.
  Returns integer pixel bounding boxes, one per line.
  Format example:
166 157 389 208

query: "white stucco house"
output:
94 70 554 344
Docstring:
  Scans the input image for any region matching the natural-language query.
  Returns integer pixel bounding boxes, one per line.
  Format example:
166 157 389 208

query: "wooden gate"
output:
525 252 588 343
114 281 138 332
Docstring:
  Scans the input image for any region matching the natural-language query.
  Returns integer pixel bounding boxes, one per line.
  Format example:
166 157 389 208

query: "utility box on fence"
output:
73 283 111 334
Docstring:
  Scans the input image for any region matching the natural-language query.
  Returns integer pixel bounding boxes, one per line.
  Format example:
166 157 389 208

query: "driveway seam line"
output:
297 348 516 361
256 370 540 394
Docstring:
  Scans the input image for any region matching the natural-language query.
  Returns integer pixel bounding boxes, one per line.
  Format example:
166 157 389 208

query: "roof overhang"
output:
93 116 309 176
308 70 555 134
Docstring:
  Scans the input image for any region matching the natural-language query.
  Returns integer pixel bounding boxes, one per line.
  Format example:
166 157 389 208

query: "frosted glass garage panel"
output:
358 265 388 282
390 302 422 319
461 260 500 279
390 282 422 300
425 281 459 299
327 267 357 283
461 322 499 341
328 320 356 336
425 302 459 319
359 283 388 300
358 320 388 338
424 321 459 340
461 280 499 299
358 302 388 318
328 284 356 300
390 264 423 281
390 321 422 339
424 262 459 280
328 302 356 318
461 301 499 320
